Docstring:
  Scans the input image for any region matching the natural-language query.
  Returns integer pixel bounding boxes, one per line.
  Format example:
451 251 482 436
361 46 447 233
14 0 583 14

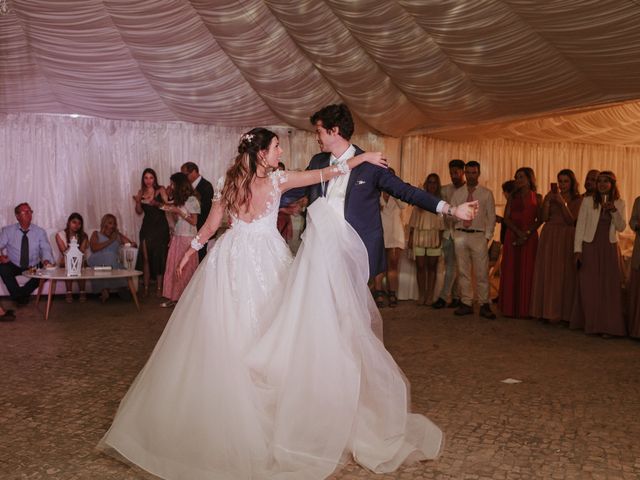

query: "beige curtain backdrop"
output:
1 113 639 241
401 136 640 229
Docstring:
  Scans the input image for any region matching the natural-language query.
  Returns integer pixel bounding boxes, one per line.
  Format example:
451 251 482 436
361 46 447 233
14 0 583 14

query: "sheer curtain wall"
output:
1 113 639 242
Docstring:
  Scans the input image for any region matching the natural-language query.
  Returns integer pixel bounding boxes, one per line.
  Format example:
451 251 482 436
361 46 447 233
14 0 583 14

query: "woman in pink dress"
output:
529 170 582 323
499 167 543 318
571 171 626 336
160 172 200 308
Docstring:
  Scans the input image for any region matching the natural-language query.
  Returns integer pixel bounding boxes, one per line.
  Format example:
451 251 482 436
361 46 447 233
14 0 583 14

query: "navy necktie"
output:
20 230 29 269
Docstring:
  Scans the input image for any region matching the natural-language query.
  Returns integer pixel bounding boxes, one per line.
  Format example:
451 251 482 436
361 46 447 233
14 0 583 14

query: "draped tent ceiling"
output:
2 0 640 144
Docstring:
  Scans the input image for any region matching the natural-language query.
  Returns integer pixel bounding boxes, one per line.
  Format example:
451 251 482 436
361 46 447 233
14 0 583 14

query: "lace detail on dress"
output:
213 176 225 202
229 170 286 227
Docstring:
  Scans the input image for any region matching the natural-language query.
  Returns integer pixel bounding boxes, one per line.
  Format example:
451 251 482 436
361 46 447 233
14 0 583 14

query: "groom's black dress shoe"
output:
0 310 16 321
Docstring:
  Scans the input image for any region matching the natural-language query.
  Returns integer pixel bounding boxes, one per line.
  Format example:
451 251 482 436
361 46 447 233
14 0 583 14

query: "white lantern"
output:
64 237 83 277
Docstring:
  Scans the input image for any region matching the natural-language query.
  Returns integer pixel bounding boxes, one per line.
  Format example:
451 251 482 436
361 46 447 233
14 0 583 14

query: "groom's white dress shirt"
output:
326 145 355 218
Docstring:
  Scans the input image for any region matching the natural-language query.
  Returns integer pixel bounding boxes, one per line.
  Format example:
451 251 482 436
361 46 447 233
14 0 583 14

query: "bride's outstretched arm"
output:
279 152 387 192
177 201 225 278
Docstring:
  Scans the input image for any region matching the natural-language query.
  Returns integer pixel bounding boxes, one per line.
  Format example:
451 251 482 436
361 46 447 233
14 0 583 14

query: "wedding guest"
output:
408 173 444 306
88 214 137 302
160 172 200 308
499 167 542 318
451 161 497 319
374 168 407 307
571 171 626 337
530 170 582 323
0 203 55 305
583 169 600 197
432 159 466 309
627 194 640 339
133 168 170 297
181 162 213 261
55 213 89 303
498 180 516 245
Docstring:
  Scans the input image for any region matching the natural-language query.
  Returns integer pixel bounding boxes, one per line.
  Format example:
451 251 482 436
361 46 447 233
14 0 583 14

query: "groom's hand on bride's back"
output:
361 152 388 168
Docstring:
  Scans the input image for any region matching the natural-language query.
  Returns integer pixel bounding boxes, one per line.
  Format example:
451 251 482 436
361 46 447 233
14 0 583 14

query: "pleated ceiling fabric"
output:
2 0 640 141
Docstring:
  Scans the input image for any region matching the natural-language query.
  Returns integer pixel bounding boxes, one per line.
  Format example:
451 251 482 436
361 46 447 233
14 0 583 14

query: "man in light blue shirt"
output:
0 203 55 305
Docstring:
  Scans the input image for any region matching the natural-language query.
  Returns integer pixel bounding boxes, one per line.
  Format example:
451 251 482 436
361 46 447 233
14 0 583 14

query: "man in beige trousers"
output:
450 161 496 319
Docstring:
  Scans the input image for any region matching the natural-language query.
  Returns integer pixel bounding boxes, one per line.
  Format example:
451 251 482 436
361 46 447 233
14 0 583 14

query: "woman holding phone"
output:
570 171 626 336
530 170 582 323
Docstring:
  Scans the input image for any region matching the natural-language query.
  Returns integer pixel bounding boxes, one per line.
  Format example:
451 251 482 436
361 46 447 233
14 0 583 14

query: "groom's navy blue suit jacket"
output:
282 146 441 278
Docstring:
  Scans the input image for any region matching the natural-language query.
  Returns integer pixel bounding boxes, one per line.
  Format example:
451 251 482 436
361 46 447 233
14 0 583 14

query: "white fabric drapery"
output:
0 114 402 237
2 1 640 138
2 113 640 242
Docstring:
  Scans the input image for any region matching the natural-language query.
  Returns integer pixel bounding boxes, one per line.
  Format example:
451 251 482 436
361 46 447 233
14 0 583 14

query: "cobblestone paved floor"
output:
1 295 639 480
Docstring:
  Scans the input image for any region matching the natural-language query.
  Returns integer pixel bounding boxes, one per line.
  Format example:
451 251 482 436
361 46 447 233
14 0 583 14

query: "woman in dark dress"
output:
133 168 170 296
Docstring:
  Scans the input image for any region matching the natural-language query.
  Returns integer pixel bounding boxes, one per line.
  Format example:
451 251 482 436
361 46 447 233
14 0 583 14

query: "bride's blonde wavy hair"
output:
221 127 278 216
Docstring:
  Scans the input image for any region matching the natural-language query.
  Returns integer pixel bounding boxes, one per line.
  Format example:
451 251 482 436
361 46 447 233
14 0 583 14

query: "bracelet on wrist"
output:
333 160 350 175
190 234 204 251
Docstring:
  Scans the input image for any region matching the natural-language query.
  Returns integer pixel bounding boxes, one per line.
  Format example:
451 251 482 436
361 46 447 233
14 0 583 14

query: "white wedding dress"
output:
100 171 442 480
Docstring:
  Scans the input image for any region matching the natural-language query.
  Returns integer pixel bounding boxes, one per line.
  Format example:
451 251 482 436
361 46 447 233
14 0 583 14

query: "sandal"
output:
65 292 73 304
373 290 386 308
388 290 398 308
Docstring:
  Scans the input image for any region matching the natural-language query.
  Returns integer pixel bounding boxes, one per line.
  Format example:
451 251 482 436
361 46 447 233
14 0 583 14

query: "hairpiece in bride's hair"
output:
241 133 254 143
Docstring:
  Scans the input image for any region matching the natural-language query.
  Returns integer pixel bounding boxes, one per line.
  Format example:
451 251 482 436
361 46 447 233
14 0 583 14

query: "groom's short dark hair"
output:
310 104 354 141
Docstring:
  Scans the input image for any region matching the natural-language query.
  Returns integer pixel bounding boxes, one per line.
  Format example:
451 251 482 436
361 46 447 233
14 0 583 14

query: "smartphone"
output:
550 182 558 194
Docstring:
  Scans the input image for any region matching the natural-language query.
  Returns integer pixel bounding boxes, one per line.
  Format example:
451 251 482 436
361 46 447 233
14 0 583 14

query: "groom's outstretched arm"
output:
377 168 441 213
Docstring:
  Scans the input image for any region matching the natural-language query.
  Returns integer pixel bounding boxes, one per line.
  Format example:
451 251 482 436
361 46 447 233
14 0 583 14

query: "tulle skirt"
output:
99 199 443 480
99 223 292 479
249 198 443 478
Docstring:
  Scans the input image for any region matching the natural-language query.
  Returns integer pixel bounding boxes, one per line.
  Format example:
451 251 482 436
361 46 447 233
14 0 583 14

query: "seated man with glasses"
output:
0 203 55 306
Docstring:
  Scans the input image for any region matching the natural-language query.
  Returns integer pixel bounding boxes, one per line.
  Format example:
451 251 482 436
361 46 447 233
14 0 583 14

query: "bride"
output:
100 128 459 479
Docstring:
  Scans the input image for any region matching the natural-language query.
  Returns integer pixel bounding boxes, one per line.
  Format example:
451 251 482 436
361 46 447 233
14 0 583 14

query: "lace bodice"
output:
226 170 287 233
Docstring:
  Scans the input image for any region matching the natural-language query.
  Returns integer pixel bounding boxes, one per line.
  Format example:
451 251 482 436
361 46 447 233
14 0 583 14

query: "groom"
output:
283 103 477 278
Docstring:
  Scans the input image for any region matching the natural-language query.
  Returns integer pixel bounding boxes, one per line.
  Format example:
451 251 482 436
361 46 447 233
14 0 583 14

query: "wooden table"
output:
24 268 143 320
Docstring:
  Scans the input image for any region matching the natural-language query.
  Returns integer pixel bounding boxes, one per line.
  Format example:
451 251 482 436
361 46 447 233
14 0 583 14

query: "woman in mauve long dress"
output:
529 169 582 323
627 195 640 339
499 167 542 318
571 171 626 337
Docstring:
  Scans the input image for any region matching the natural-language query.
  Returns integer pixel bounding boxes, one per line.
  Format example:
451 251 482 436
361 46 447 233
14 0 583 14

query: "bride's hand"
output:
176 250 194 280
360 152 388 168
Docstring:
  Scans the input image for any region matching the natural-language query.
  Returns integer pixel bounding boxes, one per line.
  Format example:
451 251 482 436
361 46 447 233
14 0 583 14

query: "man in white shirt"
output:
432 159 466 309
450 161 497 319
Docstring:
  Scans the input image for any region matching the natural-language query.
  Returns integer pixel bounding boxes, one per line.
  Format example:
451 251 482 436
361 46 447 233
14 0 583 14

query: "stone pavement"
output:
1 296 639 480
